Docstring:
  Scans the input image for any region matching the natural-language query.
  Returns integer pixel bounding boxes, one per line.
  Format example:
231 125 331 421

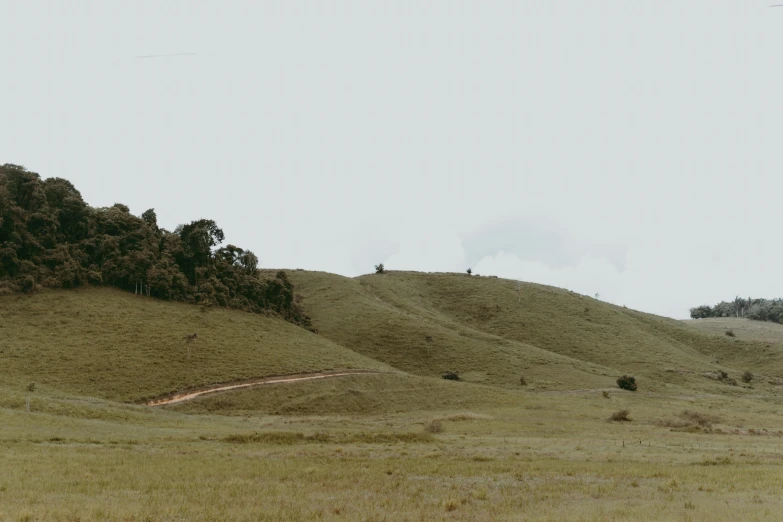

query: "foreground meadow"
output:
4 386 783 521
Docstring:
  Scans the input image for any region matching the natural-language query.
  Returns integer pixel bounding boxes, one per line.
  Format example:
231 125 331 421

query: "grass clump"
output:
742 371 754 383
424 420 445 434
616 375 637 391
609 409 631 422
442 371 461 381
725 329 735 337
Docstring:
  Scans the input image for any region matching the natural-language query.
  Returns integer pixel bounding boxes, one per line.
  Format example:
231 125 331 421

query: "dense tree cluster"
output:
0 164 311 328
690 296 783 324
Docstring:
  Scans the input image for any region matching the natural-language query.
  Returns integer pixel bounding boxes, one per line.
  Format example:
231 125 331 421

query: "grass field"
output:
4 272 783 520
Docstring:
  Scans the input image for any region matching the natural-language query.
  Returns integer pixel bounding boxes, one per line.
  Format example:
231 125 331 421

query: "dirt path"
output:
146 370 383 407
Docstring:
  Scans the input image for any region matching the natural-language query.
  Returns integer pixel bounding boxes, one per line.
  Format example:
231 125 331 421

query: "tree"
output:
689 305 714 319
141 208 158 228
466 268 472 275
374 263 385 274
734 296 744 318
176 219 225 283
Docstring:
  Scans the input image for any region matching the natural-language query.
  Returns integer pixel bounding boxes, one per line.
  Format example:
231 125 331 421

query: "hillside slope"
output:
278 270 613 390
284 270 783 392
0 287 391 403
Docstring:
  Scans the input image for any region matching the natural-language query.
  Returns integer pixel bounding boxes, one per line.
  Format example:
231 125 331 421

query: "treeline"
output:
0 164 311 328
690 296 783 323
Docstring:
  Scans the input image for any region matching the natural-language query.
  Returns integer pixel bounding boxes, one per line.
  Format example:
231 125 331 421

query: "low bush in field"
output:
609 409 631 422
616 375 637 391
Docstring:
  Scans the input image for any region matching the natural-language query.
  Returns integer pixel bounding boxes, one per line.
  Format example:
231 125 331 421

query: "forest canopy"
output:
690 296 783 324
0 164 311 328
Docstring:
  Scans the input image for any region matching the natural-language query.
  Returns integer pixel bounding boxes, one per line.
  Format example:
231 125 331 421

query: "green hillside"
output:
283 270 783 394
5 270 783 416
0 287 390 403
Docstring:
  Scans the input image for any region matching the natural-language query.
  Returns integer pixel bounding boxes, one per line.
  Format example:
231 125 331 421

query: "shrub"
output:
602 391 610 399
519 376 527 386
609 409 631 422
742 371 754 383
424 420 444 434
466 268 472 275
442 371 461 381
374 263 385 274
725 329 735 337
616 375 637 391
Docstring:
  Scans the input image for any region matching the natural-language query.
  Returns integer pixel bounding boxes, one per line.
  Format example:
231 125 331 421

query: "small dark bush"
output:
466 268 472 275
519 376 527 386
374 263 386 274
602 391 610 399
442 371 461 381
742 371 754 383
616 375 637 391
725 329 735 337
609 409 631 422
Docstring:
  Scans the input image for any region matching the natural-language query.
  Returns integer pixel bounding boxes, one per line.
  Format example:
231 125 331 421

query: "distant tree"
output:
141 208 158 228
374 263 385 274
466 268 472 275
689 305 714 319
734 296 745 318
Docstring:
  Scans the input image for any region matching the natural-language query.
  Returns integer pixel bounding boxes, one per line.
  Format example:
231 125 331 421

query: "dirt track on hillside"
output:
146 370 383 406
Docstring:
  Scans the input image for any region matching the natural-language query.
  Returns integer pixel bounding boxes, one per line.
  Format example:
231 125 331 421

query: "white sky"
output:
2 1 782 319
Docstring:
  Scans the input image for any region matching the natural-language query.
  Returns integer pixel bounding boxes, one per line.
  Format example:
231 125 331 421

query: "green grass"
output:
0 287 390 403
171 373 520 415
7 272 783 519
684 316 783 344
283 270 783 394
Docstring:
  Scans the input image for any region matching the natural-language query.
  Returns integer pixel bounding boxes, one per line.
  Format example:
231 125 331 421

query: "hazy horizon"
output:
3 1 782 319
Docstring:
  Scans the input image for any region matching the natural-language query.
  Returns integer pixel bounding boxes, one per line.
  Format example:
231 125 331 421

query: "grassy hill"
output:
0 287 391 403
5 271 783 416
7 271 783 520
283 270 783 394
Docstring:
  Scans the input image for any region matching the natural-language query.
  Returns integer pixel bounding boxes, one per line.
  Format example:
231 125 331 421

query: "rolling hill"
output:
3 270 783 416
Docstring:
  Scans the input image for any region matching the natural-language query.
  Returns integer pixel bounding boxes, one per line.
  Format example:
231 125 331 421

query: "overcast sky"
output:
2 1 781 319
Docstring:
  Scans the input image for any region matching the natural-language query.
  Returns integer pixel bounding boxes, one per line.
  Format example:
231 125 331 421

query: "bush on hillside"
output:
374 263 385 274
742 371 754 383
442 371 461 381
725 329 735 337
466 268 472 275
616 375 637 391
